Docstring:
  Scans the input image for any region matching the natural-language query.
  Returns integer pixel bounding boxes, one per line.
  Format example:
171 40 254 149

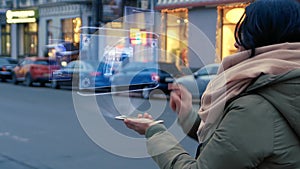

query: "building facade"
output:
0 0 92 59
1 0 250 71
0 0 12 57
155 0 249 70
0 0 145 60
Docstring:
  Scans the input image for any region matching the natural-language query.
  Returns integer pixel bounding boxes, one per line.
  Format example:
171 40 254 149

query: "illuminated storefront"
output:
24 22 38 56
38 3 91 60
161 8 189 67
1 24 10 56
39 0 141 61
156 0 249 69
5 1 147 59
97 4 157 64
0 10 10 57
216 4 246 61
61 17 82 48
6 9 39 58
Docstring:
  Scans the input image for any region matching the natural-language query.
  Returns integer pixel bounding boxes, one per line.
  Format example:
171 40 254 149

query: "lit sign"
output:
6 9 38 23
129 28 147 45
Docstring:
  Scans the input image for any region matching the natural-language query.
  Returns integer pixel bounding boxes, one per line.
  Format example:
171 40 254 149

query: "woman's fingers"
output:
169 83 193 120
124 118 154 135
124 119 135 129
143 112 153 119
170 92 180 113
170 95 176 111
168 83 180 90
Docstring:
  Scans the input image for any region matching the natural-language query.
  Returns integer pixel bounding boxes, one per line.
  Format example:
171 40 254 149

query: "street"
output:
0 82 199 169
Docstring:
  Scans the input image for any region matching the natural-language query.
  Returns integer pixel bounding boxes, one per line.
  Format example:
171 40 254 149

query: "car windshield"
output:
8 59 18 64
197 64 219 76
0 59 9 65
62 42 79 51
34 60 57 65
0 58 18 65
120 62 157 72
66 61 94 71
158 62 182 76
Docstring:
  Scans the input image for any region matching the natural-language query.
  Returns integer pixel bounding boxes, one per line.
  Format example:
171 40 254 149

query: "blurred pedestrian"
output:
124 0 300 168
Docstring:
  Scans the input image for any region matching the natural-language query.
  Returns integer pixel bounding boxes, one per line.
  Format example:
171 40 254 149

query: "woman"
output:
124 0 300 168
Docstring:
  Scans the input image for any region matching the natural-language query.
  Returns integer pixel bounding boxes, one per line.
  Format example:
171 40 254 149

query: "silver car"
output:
175 63 220 100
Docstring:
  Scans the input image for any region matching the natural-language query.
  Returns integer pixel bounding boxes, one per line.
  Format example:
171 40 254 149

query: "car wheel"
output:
51 80 60 89
24 73 33 87
142 87 151 99
11 73 19 85
80 76 92 88
40 82 46 87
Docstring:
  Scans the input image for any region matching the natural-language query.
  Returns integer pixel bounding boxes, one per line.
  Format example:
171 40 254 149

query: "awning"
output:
155 0 250 10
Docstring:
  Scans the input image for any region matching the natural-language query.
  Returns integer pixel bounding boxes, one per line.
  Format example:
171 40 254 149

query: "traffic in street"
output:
0 82 198 169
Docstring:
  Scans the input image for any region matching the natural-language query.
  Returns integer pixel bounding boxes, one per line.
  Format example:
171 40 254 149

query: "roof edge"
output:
155 0 250 10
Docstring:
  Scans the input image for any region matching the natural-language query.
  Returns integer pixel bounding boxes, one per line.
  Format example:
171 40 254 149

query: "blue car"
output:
51 60 111 89
110 61 181 98
92 61 112 89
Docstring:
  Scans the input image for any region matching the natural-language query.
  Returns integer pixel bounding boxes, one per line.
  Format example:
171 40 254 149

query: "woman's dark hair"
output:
234 0 300 57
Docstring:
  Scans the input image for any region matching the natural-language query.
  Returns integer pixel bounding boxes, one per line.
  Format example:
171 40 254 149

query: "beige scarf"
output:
198 42 300 143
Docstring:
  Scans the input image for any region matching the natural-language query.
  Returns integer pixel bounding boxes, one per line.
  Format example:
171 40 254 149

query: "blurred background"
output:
0 0 250 168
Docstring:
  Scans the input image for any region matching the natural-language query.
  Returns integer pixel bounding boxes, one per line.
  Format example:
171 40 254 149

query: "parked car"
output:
11 57 60 86
51 60 111 89
175 63 220 100
93 61 113 89
0 57 18 82
46 41 79 67
110 61 182 99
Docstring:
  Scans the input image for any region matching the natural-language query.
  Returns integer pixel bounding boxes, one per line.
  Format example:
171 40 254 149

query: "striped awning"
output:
155 0 250 10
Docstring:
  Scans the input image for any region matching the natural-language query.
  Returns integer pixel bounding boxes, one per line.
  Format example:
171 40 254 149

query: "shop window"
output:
46 20 53 45
1 24 11 56
61 17 81 48
33 0 39 5
102 0 123 22
24 22 38 56
161 8 189 67
6 1 12 8
216 4 246 61
123 0 138 7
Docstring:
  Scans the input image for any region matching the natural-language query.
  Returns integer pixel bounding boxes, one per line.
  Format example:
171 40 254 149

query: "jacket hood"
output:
246 69 300 139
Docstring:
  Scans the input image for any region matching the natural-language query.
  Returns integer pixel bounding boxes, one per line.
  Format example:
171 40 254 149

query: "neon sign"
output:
6 9 38 23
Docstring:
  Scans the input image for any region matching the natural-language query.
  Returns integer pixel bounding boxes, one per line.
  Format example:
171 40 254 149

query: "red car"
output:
11 57 60 86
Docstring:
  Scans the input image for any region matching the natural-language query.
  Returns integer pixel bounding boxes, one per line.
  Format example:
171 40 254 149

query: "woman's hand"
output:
124 113 158 135
169 84 193 120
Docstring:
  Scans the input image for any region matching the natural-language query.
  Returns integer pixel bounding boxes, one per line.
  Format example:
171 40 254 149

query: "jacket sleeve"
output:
145 95 274 169
177 108 201 141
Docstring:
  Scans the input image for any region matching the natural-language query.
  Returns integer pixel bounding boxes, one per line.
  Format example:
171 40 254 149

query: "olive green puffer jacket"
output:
145 69 300 169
